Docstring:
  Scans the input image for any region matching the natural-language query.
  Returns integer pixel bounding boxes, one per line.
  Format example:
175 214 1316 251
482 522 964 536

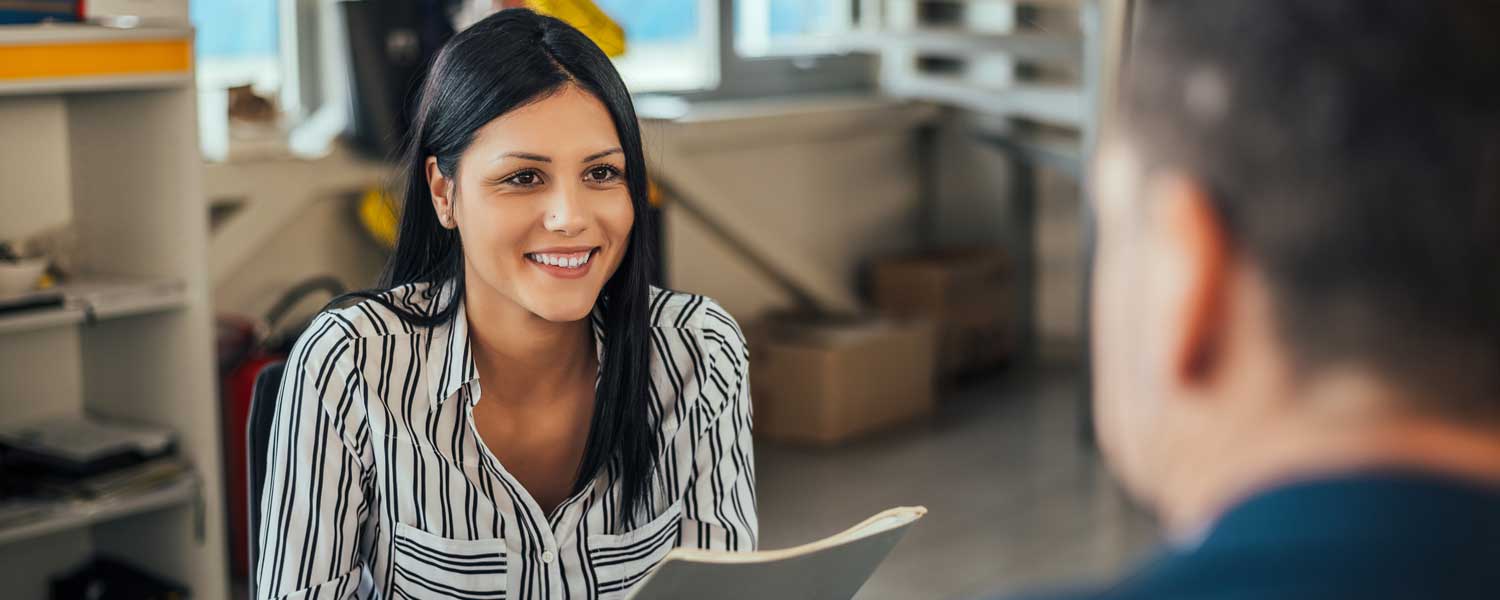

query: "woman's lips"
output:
525 248 598 279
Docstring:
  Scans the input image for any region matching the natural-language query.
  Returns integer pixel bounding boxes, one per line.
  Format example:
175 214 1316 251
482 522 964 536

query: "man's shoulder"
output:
986 587 1115 600
992 472 1500 600
988 550 1482 600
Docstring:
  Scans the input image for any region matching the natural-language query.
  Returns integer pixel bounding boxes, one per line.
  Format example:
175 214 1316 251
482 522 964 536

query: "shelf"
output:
0 16 228 597
888 75 1086 128
0 276 187 336
0 23 192 44
0 475 197 546
639 95 939 150
0 23 193 96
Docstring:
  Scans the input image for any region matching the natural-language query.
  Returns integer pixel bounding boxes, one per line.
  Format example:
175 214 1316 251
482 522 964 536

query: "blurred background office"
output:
0 1 1153 598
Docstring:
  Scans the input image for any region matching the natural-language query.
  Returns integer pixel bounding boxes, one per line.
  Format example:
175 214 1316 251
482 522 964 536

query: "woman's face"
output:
428 84 634 323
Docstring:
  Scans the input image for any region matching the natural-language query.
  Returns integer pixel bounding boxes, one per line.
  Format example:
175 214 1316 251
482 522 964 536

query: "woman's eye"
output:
585 166 621 183
504 170 542 187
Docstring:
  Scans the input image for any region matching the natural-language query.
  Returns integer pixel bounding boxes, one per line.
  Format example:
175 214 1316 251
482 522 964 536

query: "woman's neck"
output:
462 277 596 408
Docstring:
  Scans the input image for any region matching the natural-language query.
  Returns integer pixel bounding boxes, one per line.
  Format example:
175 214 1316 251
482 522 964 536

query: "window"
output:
191 0 280 90
190 0 281 160
735 0 854 57
596 0 720 92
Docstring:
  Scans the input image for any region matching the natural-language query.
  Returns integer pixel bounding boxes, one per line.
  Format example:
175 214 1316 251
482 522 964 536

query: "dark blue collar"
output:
1201 469 1500 550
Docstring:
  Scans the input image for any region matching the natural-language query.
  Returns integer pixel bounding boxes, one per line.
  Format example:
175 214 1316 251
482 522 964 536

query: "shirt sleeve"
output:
255 314 373 600
679 304 759 551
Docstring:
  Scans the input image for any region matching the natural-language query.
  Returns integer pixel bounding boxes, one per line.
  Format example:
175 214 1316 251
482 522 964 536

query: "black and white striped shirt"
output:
255 282 757 600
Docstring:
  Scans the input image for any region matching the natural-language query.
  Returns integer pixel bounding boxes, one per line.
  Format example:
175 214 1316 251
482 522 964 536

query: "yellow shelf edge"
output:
0 37 193 81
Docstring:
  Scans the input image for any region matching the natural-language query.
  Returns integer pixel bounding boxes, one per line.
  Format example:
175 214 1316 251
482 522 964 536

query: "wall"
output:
206 148 390 322
211 191 386 322
647 96 940 320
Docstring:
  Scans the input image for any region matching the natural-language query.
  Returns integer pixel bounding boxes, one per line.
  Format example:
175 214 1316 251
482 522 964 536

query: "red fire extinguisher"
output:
218 276 346 579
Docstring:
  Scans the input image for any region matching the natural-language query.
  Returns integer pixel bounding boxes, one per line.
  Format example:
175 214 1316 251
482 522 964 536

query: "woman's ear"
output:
426 156 456 229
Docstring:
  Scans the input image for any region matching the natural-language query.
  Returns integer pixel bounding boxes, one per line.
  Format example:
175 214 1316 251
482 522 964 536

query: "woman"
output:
255 10 756 600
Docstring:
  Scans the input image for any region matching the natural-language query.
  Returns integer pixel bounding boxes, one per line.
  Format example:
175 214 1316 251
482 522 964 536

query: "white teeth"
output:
529 251 593 269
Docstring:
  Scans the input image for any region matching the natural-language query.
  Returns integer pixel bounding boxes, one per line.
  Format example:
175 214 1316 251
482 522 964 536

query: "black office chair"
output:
246 361 285 600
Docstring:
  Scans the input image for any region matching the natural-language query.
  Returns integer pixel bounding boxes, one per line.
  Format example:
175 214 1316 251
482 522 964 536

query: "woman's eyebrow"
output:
581 148 623 162
498 151 551 162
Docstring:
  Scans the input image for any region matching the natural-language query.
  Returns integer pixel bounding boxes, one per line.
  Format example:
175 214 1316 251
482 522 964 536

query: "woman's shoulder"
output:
646 287 740 332
647 288 749 417
646 286 747 353
320 282 441 339
290 282 437 363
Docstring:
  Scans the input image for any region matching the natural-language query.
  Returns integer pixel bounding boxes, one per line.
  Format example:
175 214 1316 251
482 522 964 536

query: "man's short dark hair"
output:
1120 1 1500 420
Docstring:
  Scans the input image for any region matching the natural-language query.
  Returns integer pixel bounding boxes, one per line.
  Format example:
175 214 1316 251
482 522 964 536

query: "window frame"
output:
601 0 877 98
732 0 855 58
603 0 723 93
676 0 875 101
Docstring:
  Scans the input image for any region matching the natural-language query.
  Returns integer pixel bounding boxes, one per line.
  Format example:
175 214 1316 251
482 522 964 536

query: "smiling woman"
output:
253 9 757 600
425 85 636 325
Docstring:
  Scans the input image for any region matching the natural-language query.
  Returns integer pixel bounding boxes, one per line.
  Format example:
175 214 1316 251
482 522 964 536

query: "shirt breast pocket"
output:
586 500 684 599
392 521 509 600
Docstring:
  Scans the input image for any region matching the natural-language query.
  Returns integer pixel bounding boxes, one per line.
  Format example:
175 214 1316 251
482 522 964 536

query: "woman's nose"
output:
543 184 589 236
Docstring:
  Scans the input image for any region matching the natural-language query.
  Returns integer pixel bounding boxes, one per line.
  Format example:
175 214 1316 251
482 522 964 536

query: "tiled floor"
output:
756 365 1160 600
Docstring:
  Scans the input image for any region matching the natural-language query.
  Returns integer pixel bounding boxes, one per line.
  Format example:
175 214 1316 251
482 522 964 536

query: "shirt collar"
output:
426 280 476 405
427 279 609 406
1194 469 1500 551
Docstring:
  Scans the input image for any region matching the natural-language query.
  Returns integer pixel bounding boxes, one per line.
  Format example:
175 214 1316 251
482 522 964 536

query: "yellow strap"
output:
0 39 192 80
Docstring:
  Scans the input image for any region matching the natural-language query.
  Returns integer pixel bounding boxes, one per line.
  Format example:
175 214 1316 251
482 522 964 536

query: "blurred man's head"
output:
1091 0 1500 532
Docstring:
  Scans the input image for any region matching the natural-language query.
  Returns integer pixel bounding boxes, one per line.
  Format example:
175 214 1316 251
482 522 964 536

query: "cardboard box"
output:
872 247 1017 378
749 313 937 446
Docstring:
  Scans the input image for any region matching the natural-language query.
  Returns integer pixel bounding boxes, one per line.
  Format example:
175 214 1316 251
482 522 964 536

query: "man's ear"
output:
427 156 456 229
1155 174 1232 384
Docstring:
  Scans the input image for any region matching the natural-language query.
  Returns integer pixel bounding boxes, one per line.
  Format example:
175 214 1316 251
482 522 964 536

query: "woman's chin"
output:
525 295 598 323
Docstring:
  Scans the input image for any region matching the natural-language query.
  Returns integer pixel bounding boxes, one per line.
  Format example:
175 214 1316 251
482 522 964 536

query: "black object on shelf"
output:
51 556 190 600
0 417 176 481
0 289 65 316
340 0 456 159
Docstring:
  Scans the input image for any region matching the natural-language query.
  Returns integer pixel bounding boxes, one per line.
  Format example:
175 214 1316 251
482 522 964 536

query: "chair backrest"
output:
246 360 285 599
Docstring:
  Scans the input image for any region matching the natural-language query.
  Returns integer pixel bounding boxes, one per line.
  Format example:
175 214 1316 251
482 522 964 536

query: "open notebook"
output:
626 506 928 600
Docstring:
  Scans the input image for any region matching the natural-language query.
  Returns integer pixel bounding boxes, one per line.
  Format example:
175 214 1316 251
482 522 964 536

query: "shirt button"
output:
542 551 556 564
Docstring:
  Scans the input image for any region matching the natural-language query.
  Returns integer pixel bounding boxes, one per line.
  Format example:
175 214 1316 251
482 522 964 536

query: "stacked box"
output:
872 247 1016 378
748 313 937 446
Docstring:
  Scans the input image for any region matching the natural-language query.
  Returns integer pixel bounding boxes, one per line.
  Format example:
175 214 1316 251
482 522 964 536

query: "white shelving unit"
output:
0 277 188 336
862 0 1093 130
0 475 200 547
0 22 228 600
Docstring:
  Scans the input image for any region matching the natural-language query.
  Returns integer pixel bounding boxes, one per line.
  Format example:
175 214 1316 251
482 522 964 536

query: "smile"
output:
525 248 599 278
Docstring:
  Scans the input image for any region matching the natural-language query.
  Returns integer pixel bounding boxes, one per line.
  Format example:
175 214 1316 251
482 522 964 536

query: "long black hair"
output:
342 8 659 523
